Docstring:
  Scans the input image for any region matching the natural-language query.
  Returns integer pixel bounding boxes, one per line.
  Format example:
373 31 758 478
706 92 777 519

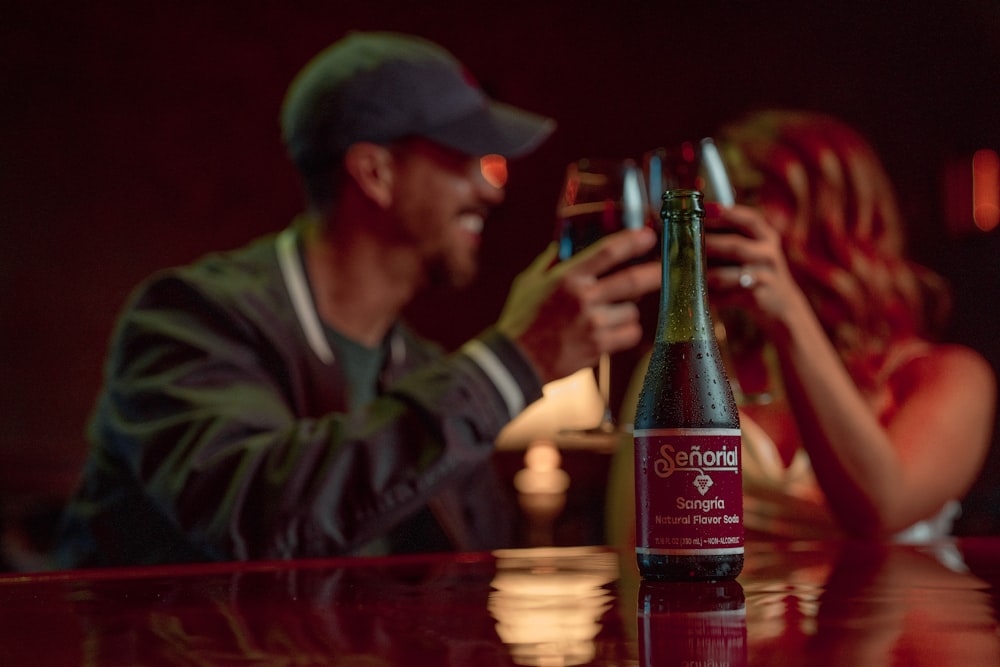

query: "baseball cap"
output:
281 31 556 174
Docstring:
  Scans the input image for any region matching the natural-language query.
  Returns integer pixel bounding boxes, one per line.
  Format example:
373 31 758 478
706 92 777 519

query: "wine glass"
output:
643 137 735 209
554 158 654 435
644 139 772 405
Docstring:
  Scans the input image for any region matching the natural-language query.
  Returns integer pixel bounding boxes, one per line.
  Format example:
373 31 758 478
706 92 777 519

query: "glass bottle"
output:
633 189 743 581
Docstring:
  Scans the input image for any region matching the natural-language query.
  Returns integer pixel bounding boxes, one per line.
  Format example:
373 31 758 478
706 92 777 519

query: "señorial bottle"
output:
633 189 743 581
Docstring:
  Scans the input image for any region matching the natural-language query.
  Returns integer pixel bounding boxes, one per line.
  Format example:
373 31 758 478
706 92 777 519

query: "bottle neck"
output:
656 214 712 343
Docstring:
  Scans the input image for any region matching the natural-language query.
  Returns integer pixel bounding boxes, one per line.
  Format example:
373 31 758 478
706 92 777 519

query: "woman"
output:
608 109 995 544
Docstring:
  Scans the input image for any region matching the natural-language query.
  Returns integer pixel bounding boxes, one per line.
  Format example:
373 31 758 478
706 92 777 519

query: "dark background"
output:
4 0 1000 548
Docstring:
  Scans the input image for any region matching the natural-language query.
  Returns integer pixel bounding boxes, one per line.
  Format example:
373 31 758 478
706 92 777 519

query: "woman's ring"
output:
738 268 756 289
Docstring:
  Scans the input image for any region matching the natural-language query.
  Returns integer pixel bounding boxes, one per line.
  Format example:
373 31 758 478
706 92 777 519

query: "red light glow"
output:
680 141 697 163
973 149 999 232
481 154 508 189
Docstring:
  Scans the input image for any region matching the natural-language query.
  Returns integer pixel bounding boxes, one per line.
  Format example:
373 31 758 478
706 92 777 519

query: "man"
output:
55 31 659 567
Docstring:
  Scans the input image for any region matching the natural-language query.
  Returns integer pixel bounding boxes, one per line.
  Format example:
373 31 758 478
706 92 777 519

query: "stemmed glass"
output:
643 138 772 405
643 137 735 209
554 157 654 435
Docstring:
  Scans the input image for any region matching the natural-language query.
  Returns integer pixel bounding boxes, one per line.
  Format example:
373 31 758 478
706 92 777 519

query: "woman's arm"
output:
706 204 996 537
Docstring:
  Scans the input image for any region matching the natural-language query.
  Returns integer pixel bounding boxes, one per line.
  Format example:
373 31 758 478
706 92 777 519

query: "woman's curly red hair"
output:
719 109 950 390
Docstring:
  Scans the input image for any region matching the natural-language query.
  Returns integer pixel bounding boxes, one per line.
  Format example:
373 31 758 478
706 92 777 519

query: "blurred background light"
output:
973 149 999 232
943 149 1000 236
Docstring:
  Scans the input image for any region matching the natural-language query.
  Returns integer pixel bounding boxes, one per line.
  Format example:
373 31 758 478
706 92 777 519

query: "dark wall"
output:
3 1 999 528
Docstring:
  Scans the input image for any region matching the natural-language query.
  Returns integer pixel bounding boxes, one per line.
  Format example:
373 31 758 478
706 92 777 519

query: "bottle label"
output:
634 428 743 556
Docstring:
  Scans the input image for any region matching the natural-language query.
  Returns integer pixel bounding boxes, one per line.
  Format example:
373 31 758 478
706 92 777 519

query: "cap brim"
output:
423 101 556 159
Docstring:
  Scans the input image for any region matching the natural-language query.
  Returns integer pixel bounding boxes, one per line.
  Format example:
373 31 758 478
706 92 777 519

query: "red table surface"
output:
1 538 999 666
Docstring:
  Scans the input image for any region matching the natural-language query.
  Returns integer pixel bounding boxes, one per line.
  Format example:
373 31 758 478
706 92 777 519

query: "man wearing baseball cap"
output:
55 32 659 566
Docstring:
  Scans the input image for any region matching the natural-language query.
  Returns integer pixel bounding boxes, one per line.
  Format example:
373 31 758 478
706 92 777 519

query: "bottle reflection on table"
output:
637 579 747 667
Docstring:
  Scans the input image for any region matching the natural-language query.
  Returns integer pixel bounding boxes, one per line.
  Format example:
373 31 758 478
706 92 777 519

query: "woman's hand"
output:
703 202 812 340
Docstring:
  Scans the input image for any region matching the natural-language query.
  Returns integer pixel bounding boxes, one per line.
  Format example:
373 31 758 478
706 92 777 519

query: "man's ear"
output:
343 142 394 209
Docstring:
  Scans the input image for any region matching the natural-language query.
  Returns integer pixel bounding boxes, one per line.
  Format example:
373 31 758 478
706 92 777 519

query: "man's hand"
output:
497 227 660 384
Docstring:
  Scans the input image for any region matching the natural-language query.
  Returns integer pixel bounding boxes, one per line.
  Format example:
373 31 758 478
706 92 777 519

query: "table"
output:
1 539 998 666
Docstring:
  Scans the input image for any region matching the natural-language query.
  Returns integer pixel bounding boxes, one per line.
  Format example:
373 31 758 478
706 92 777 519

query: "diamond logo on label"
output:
693 473 713 496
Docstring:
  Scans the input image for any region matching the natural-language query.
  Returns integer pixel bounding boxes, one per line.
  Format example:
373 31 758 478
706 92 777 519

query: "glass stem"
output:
598 353 613 427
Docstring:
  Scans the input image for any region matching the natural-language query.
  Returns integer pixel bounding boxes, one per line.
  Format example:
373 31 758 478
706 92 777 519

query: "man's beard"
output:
426 253 478 289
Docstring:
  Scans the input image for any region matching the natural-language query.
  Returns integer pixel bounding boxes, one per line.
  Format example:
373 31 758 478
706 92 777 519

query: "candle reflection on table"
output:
489 547 618 666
